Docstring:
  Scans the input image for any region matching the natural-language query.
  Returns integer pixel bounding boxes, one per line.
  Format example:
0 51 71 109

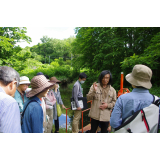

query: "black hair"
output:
135 86 146 89
98 70 112 86
79 72 87 79
44 74 49 79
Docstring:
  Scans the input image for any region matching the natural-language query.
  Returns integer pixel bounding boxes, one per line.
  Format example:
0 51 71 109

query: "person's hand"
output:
62 104 67 109
99 102 108 110
93 82 98 91
107 125 111 132
77 107 81 110
55 84 58 92
55 84 58 89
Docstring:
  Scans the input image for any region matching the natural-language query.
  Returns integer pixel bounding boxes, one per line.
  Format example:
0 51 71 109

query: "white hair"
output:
0 66 20 87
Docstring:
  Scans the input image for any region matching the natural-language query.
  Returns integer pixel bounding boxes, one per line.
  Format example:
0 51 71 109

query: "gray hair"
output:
0 66 20 87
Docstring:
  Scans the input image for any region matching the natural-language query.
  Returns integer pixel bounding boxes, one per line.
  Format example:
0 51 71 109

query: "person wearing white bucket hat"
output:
110 64 160 130
21 75 55 133
14 76 30 113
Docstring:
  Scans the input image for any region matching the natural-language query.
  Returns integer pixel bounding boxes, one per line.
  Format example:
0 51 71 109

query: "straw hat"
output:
125 64 152 89
19 76 30 85
26 75 55 97
49 77 61 84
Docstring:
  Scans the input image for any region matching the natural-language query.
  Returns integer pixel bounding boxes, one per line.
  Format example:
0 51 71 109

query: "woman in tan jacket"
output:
87 70 117 133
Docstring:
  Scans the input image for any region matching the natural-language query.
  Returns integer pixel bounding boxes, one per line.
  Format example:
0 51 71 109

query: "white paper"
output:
71 100 84 110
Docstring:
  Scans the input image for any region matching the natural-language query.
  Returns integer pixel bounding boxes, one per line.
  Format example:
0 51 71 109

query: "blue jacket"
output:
21 96 43 133
14 90 28 113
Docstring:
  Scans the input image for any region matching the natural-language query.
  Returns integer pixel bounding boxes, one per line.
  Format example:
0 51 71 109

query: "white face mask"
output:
57 84 60 89
80 81 85 84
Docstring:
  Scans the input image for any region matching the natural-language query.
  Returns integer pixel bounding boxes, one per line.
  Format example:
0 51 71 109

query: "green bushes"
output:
19 63 76 84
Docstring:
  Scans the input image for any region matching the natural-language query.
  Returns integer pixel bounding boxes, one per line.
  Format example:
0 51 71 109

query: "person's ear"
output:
8 82 13 90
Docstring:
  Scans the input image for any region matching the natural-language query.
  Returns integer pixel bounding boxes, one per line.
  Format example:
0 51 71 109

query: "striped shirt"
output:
0 87 21 133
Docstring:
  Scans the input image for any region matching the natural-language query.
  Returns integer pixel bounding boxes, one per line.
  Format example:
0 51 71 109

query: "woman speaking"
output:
87 70 117 133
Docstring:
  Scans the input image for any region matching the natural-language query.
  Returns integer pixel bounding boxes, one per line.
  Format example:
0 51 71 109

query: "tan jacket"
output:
87 83 117 121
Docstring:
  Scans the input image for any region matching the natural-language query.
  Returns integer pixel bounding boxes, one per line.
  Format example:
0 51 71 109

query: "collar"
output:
132 88 149 93
0 86 6 94
30 96 42 105
97 83 110 91
17 89 25 96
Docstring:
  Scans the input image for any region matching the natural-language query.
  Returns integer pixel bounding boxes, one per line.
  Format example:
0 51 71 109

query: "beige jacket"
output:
87 83 117 121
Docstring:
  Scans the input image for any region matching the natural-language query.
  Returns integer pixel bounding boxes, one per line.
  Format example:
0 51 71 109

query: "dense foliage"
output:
71 27 160 92
0 27 160 96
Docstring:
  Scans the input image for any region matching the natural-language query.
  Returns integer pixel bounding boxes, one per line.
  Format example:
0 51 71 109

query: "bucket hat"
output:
49 77 61 84
26 75 55 97
19 76 30 85
125 64 152 89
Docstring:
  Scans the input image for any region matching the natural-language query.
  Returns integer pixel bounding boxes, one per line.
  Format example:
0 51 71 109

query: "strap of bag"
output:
21 100 37 125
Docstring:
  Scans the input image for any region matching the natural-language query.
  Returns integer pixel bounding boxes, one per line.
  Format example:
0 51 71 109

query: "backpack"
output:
114 95 160 133
21 100 37 126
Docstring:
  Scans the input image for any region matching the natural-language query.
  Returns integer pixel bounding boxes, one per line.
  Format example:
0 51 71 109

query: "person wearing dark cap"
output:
50 77 66 133
110 64 160 131
37 72 44 76
21 75 55 133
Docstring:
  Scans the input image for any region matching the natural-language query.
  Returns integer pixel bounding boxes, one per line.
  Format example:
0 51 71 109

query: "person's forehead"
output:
21 83 30 86
103 74 110 78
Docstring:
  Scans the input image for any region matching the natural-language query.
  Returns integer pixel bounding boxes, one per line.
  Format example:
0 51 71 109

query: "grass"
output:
51 124 72 133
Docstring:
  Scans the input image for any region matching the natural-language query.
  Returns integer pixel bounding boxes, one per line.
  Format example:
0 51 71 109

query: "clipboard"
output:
71 97 88 110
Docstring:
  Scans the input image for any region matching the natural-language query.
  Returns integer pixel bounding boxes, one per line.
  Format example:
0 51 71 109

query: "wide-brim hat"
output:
49 77 61 84
19 76 30 85
125 64 152 89
26 75 55 98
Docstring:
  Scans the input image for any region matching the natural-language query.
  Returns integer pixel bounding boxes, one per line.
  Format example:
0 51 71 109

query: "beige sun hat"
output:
49 77 61 84
26 75 55 97
125 64 152 89
19 76 30 85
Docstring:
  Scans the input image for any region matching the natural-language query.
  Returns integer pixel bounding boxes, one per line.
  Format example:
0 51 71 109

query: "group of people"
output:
0 64 160 133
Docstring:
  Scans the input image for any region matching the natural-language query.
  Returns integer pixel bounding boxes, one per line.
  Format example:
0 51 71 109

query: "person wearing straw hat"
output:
14 76 30 114
50 77 66 133
21 75 55 133
110 64 160 130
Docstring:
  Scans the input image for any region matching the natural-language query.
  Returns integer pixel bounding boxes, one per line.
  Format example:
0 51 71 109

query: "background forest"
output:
0 27 160 96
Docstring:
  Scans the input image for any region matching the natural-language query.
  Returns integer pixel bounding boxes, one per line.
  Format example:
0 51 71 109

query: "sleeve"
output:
58 90 63 105
86 85 96 101
110 96 123 128
52 93 56 106
73 84 80 108
2 101 21 133
30 104 43 133
107 89 117 109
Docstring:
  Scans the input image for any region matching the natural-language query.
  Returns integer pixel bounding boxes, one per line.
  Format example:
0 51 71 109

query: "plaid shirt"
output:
0 87 21 133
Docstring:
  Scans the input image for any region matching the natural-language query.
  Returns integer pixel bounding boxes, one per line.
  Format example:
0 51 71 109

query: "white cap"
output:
19 76 30 85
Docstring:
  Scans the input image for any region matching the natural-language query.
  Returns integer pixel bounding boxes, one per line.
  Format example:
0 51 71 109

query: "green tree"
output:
0 27 32 65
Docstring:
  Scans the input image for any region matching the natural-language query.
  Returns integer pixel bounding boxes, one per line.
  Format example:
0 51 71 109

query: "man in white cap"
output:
110 64 160 130
14 76 30 114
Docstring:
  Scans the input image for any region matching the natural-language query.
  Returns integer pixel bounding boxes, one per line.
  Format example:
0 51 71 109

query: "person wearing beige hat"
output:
14 76 30 113
50 77 66 133
110 64 160 130
21 75 55 133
